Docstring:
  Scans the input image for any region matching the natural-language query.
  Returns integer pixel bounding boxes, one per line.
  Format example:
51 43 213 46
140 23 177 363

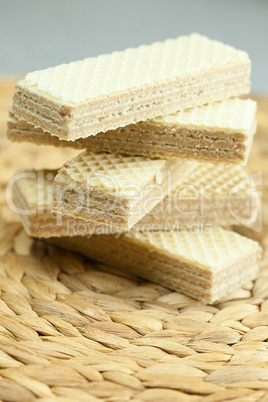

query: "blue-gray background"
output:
0 0 267 92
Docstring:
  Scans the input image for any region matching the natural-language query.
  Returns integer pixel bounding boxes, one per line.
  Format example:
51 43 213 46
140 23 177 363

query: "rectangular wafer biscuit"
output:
12 34 251 141
11 163 259 238
48 228 262 303
11 169 97 238
8 98 257 165
53 151 194 231
139 162 260 231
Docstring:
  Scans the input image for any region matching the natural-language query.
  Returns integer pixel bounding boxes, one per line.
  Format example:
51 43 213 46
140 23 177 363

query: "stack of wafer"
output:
8 33 262 303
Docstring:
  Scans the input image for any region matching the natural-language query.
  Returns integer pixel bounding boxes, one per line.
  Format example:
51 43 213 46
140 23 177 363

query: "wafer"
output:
11 168 157 237
11 163 259 238
10 169 97 238
48 228 261 303
12 34 251 141
139 162 260 231
53 151 194 231
8 98 256 165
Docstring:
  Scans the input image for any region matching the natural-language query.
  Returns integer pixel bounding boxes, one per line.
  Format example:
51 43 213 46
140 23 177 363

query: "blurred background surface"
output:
0 0 267 92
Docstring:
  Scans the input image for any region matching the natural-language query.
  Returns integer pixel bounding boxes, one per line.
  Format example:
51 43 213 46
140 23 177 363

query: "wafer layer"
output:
12 162 259 238
8 98 256 165
11 170 100 238
138 162 260 230
12 34 251 140
53 151 194 231
49 228 261 303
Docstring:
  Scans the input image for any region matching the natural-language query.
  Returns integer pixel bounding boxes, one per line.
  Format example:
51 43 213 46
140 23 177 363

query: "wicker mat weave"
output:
0 81 268 401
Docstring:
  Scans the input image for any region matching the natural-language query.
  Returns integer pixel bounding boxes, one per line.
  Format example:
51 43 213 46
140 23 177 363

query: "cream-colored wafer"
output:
138 162 260 231
11 162 259 238
53 151 194 231
10 169 100 238
12 34 251 141
11 168 153 237
48 228 261 303
8 98 256 165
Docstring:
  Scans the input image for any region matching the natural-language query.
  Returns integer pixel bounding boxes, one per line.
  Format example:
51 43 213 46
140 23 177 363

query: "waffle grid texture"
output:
153 98 256 132
170 162 252 197
15 34 250 106
52 150 193 231
54 151 167 193
125 228 261 273
139 161 259 228
12 33 251 139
